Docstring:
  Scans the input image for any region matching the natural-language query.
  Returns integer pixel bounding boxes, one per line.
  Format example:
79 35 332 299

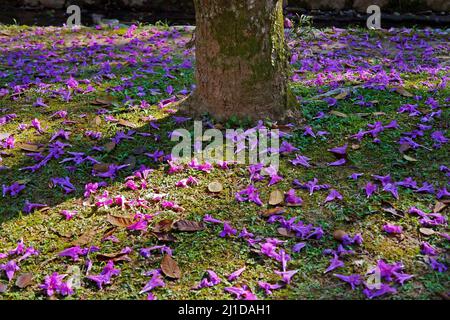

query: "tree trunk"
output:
183 0 293 121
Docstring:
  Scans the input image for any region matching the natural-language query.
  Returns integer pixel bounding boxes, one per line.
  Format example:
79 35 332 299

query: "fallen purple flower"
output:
334 274 362 290
383 224 403 234
227 267 246 282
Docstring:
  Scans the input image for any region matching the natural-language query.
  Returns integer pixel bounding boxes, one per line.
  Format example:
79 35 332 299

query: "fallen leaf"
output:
96 252 131 262
153 219 174 233
399 143 412 153
92 116 102 126
17 142 44 152
71 228 98 246
394 87 414 97
160 254 181 279
173 220 204 232
118 119 137 128
152 232 176 242
419 228 435 236
101 227 117 241
93 163 112 173
329 110 348 118
433 202 447 213
15 273 33 288
277 227 295 238
124 156 136 170
403 155 418 162
268 190 284 206
107 215 135 228
382 207 404 217
103 141 116 152
132 146 148 155
91 97 114 106
334 91 349 100
207 181 223 193
333 230 347 242
260 207 286 217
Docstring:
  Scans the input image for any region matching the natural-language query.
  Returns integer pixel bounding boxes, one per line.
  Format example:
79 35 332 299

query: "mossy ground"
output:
0 24 448 300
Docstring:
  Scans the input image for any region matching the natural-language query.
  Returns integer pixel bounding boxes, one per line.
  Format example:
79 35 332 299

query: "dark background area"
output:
0 0 448 27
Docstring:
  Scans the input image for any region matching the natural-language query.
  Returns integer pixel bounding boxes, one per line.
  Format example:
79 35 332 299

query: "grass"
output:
0 24 448 300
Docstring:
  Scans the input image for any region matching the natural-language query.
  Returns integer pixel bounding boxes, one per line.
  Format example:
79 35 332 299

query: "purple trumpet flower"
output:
219 222 237 238
363 182 378 198
290 154 312 168
334 274 362 290
285 189 303 206
324 254 345 273
224 286 257 300
342 233 363 246
227 267 246 281
363 284 397 299
349 173 363 180
327 158 346 166
275 270 298 284
23 200 47 214
238 228 254 239
140 246 172 258
40 272 73 297
279 141 298 154
92 164 129 179
2 182 26 197
429 257 447 272
383 224 403 234
203 214 224 224
258 281 283 295
51 177 76 194
292 242 306 253
414 182 435 194
17 247 39 262
235 185 263 206
192 270 221 290
0 260 20 281
293 178 330 195
436 187 450 199
31 118 44 133
1 135 14 149
140 271 165 294
421 242 437 256
33 98 49 108
86 261 120 289
328 144 348 156
324 189 343 203
58 246 84 261
49 129 70 142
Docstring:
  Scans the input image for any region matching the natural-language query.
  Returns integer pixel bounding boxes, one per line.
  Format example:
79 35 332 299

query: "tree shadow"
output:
0 26 197 223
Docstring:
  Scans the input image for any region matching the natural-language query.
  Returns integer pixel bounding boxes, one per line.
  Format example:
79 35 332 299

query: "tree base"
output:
174 90 301 125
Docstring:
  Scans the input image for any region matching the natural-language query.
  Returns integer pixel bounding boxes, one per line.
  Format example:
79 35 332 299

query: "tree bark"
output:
182 0 293 121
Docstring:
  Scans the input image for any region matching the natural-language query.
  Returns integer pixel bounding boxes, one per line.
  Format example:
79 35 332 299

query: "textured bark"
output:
183 0 292 121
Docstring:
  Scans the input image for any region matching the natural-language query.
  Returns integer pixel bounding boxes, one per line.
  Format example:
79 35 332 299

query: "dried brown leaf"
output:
260 207 286 217
15 273 33 288
71 228 98 246
153 219 174 233
107 215 135 228
160 254 181 279
173 220 204 232
268 190 284 206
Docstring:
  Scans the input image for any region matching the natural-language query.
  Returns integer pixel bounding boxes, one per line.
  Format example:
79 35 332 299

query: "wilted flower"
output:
383 224 403 234
334 274 362 290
